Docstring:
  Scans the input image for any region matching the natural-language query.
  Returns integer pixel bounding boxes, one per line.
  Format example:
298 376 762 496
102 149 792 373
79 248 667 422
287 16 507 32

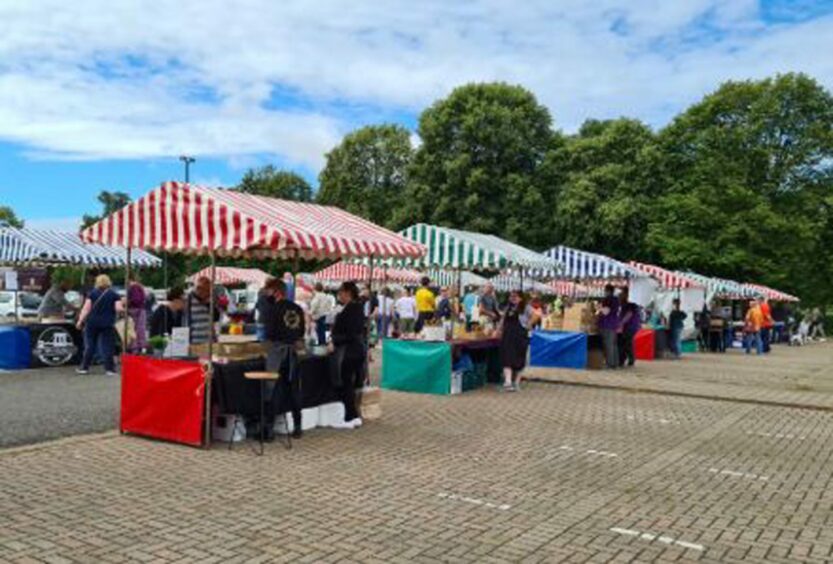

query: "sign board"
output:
165 327 190 358
4 271 18 291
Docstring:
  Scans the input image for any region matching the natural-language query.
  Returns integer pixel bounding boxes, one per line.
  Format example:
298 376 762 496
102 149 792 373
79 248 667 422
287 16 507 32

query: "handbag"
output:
78 288 113 329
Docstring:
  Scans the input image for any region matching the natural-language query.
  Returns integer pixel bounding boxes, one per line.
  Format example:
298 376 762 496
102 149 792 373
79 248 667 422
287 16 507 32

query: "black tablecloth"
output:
212 355 338 417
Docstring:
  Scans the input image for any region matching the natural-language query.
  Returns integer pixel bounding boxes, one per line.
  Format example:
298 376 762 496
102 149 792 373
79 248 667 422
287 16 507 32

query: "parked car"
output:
0 291 41 320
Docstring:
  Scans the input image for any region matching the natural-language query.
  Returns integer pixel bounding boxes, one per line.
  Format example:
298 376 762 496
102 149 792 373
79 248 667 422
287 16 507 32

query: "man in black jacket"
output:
261 279 306 440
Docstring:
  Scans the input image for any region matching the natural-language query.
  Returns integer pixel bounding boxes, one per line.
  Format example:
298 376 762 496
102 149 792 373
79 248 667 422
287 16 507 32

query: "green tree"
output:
647 73 833 304
0 205 24 228
238 166 313 201
547 118 660 260
82 191 132 228
403 83 556 248
317 124 412 227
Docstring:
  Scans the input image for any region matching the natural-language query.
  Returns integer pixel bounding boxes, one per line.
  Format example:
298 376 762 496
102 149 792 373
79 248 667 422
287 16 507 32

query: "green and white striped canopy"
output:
678 272 760 300
398 224 557 271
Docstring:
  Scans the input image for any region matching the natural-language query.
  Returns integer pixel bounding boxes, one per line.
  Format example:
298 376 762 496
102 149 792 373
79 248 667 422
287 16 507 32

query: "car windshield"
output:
20 293 42 309
0 293 12 304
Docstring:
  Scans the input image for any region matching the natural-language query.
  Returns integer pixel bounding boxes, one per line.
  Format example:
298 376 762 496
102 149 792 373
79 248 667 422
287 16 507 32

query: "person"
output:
597 284 621 369
499 290 539 392
75 274 123 376
479 283 501 328
528 291 545 330
184 276 220 345
809 307 827 341
376 288 395 340
617 288 640 368
38 279 76 320
126 275 148 353
462 286 479 329
149 287 185 338
744 299 764 355
309 283 333 346
254 282 274 342
435 287 453 320
282 272 296 302
261 279 305 440
697 303 712 352
668 299 687 359
395 288 417 335
414 277 436 333
758 297 774 353
329 281 366 429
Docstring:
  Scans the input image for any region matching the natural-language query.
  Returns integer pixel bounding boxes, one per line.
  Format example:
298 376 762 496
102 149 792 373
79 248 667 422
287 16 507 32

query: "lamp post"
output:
179 155 195 183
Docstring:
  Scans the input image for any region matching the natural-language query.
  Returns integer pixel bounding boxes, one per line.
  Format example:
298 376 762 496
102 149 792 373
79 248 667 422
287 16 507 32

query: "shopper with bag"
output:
76 274 124 376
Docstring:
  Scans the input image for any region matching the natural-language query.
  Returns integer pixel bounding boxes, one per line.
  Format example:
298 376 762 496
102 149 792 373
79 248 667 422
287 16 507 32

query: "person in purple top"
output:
597 284 621 369
617 287 641 368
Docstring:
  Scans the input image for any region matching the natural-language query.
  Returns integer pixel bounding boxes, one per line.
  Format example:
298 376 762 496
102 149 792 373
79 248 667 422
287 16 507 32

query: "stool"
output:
243 371 292 455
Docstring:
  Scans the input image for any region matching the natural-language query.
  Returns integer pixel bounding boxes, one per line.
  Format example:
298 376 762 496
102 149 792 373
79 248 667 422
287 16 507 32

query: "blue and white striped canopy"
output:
545 245 643 279
0 227 161 267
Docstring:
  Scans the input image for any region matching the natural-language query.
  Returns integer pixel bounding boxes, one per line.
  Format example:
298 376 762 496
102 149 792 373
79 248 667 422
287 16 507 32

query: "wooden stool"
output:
244 371 292 455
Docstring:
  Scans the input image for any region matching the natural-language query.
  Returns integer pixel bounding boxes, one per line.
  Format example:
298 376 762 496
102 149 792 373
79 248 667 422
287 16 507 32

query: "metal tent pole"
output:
204 250 216 448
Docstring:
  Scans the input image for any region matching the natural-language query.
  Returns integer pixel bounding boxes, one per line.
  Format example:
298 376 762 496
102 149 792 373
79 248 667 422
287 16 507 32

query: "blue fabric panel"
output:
529 330 587 369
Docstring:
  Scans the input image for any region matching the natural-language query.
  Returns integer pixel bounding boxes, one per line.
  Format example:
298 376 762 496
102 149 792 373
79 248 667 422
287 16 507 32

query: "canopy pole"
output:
367 255 375 292
205 250 216 448
519 267 524 293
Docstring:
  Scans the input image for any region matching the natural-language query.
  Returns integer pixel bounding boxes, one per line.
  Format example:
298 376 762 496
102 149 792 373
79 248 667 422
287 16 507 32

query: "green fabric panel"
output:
681 340 698 353
382 340 452 395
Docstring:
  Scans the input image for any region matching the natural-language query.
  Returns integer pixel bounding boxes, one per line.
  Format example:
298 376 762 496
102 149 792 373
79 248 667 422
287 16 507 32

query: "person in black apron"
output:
329 281 366 429
500 290 538 392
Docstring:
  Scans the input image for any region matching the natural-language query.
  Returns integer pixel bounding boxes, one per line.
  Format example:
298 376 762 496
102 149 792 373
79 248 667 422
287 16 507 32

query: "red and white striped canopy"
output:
549 280 619 298
629 261 702 289
313 262 421 284
80 181 426 260
187 266 271 287
743 283 799 303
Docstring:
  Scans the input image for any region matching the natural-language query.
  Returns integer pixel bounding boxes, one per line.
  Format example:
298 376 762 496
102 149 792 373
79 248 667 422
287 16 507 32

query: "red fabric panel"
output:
121 355 206 447
634 329 655 361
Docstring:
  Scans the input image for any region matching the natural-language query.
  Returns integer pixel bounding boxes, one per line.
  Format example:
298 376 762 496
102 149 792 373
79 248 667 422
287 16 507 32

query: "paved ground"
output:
0 366 119 448
527 342 833 409
1 344 833 562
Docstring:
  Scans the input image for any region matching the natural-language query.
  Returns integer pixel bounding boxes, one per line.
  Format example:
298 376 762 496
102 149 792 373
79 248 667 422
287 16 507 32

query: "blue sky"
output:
2 0 833 230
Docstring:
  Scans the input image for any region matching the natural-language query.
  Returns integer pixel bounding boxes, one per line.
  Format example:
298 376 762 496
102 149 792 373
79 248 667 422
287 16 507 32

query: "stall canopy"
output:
489 275 555 294
313 262 421 285
427 270 490 289
679 272 759 300
743 283 799 303
397 223 557 271
545 245 643 279
0 227 160 267
80 181 426 260
187 266 271 287
629 261 703 289
549 280 606 298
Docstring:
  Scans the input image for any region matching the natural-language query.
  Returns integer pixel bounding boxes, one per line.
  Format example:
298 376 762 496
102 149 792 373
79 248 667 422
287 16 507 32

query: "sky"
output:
2 0 833 230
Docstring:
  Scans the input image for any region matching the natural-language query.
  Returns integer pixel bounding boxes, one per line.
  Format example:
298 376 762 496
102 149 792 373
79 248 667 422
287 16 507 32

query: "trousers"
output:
81 325 116 372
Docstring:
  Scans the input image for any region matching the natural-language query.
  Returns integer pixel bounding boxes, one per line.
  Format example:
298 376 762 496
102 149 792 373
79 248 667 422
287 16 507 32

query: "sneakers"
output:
75 368 89 375
105 371 119 377
331 418 363 430
348 417 363 428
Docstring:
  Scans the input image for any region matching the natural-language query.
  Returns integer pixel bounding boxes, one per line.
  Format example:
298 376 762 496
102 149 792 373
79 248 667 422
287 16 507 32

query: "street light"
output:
179 155 196 183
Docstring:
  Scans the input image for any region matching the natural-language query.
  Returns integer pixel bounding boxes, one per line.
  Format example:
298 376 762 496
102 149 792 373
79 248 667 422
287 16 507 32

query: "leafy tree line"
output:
8 73 830 307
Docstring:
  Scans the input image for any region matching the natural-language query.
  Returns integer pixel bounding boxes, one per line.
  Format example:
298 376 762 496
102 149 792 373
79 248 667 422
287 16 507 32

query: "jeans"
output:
315 316 327 346
669 328 682 358
745 331 763 355
760 327 771 353
81 325 116 372
376 315 392 340
601 329 618 369
618 329 636 367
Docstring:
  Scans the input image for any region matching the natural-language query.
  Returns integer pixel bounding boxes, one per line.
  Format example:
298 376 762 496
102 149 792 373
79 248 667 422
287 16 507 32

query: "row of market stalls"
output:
0 181 801 448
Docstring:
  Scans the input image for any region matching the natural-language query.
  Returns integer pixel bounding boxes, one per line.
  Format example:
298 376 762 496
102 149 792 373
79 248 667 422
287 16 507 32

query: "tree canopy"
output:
82 191 132 228
0 206 23 228
237 166 313 201
317 124 412 227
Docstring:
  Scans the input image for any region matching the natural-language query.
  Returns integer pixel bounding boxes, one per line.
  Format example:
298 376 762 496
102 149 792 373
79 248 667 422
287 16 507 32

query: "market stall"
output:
379 223 558 393
187 266 271 287
0 227 160 369
313 261 421 289
80 181 425 447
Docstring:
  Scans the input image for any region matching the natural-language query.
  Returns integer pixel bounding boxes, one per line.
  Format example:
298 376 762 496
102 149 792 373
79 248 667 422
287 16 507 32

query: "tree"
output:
82 191 132 228
547 118 660 260
238 166 313 201
403 83 556 248
317 124 412 227
646 73 833 304
0 206 23 228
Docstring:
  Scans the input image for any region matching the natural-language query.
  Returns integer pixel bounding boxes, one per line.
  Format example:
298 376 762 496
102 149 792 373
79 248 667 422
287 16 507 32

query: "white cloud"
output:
0 0 832 169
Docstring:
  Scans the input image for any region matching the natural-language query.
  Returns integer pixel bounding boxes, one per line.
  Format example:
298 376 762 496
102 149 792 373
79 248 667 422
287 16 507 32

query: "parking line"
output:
610 527 704 552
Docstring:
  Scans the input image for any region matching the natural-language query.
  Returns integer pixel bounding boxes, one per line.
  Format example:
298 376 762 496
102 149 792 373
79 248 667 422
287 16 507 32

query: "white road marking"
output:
746 431 805 440
708 468 769 481
625 414 679 425
610 527 704 552
437 492 511 511
555 445 618 458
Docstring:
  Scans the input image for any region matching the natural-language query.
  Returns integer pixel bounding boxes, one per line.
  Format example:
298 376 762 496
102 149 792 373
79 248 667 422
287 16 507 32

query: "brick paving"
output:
526 342 833 410
1 344 833 562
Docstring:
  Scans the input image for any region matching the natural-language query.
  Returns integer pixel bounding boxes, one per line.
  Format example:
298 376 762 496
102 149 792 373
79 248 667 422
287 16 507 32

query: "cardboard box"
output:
563 303 598 334
358 386 382 420
586 347 606 370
